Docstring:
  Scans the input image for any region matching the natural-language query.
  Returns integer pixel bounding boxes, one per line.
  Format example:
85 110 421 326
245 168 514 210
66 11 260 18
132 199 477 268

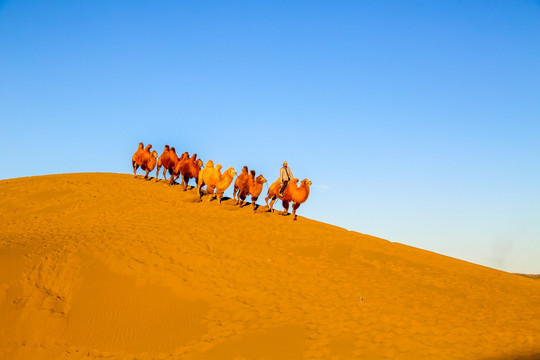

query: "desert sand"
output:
1 172 539 360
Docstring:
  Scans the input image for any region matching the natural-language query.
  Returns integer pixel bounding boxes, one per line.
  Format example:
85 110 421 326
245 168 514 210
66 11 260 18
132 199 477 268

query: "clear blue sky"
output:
1 0 539 273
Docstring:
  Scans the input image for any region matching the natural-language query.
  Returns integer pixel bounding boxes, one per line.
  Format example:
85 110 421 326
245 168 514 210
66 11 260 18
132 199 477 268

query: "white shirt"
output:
280 166 293 183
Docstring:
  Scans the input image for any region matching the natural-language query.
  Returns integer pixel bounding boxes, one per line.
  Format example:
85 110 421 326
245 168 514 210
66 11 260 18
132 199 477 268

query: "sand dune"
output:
1 173 539 359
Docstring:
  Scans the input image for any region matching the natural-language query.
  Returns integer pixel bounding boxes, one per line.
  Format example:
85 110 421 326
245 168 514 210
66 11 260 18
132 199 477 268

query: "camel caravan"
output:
132 142 311 220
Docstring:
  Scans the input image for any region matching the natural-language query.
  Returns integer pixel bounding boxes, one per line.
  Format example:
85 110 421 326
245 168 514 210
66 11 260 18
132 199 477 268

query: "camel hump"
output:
138 142 144 149
144 144 152 151
205 160 214 168
250 170 256 177
164 145 169 151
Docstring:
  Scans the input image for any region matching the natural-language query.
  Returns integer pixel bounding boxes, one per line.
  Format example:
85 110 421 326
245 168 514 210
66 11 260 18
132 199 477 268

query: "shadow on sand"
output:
482 354 540 360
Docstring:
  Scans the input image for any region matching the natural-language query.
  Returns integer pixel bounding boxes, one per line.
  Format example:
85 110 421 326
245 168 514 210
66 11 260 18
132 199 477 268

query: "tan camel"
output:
197 161 236 203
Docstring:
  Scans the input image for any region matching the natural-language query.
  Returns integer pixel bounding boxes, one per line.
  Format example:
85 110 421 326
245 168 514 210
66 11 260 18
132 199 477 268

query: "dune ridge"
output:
1 173 539 359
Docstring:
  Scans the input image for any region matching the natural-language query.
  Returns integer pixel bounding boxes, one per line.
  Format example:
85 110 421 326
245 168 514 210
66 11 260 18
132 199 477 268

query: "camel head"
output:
196 159 204 168
256 175 267 184
225 167 237 178
151 150 158 159
301 179 312 188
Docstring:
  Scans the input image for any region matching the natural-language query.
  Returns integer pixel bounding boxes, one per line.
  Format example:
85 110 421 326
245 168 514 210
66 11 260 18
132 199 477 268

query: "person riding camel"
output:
279 161 294 199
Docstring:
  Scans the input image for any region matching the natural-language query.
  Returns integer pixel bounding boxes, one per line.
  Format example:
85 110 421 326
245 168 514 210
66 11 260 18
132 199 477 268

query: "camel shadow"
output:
482 354 540 360
135 175 156 181
233 202 267 213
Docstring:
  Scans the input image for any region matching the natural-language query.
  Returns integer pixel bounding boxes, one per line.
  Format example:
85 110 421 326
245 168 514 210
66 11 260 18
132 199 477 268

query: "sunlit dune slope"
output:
1 173 539 360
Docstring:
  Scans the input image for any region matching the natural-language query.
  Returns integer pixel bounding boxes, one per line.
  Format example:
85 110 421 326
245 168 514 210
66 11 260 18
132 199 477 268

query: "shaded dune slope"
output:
1 173 539 360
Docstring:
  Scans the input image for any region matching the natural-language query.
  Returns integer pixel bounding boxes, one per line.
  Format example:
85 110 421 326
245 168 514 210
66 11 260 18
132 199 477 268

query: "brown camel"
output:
168 150 188 185
174 153 204 191
132 143 158 180
156 145 171 181
265 178 311 220
233 166 249 204
235 169 267 211
156 146 182 184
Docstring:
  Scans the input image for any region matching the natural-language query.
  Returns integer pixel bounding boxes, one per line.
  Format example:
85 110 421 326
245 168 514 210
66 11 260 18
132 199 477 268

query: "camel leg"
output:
217 190 226 204
145 169 150 180
252 197 258 212
163 168 168 181
239 194 247 208
265 195 273 211
133 162 138 177
271 196 278 212
183 176 189 191
292 203 301 220
269 197 277 212
197 184 204 200
280 200 290 215
155 165 160 181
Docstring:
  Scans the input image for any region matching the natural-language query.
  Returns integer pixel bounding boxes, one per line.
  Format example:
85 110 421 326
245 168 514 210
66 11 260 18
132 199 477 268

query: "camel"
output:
234 168 267 211
265 178 311 220
156 145 171 181
233 166 250 204
197 160 219 197
214 167 237 204
156 146 182 184
248 173 267 211
168 150 188 185
174 153 204 191
197 161 236 203
197 160 217 199
132 142 158 179
265 178 282 212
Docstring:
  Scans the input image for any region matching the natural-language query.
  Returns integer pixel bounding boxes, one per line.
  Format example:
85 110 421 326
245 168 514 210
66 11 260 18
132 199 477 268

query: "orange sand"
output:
1 173 539 360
